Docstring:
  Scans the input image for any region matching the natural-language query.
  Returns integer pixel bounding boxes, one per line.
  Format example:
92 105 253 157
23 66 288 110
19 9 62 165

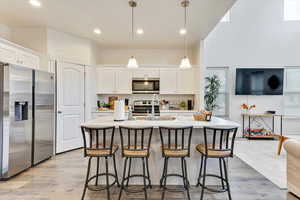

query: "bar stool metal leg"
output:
160 158 167 188
219 158 225 189
126 158 132 187
96 157 100 185
81 157 92 200
222 158 232 200
118 157 128 200
197 155 204 186
113 154 120 187
105 157 111 200
146 158 152 188
142 158 148 200
161 157 169 200
200 157 207 200
183 158 191 200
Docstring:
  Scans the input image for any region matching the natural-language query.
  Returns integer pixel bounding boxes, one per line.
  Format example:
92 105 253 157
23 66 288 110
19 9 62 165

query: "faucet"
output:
150 94 159 120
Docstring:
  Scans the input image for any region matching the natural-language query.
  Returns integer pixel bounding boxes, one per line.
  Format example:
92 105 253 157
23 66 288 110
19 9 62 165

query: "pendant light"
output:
127 0 139 68
179 0 192 69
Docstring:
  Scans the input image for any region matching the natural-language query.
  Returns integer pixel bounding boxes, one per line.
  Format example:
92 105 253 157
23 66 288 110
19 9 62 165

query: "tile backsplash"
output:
96 94 195 110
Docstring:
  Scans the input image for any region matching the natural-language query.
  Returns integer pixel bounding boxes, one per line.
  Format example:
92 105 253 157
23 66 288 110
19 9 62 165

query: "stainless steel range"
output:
133 100 160 116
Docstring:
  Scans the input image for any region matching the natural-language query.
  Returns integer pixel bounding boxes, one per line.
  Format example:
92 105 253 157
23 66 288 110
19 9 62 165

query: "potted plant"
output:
204 75 221 112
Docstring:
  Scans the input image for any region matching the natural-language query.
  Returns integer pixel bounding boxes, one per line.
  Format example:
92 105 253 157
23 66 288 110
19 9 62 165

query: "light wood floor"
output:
0 149 298 200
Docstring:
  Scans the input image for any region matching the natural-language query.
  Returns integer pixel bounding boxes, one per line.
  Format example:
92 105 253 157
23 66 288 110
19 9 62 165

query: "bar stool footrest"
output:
121 174 151 193
197 173 229 193
87 173 118 191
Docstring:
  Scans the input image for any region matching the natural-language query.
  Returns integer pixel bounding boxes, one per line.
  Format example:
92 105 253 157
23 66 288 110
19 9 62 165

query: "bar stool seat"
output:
162 145 189 157
86 144 119 157
196 144 231 158
123 145 149 157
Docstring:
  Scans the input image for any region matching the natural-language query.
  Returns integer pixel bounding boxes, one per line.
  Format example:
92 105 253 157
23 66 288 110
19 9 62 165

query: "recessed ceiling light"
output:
136 28 144 35
179 28 187 35
29 0 42 7
93 29 102 35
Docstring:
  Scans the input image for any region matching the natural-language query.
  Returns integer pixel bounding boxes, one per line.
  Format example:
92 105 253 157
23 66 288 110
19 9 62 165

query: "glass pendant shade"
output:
179 56 192 69
127 56 139 68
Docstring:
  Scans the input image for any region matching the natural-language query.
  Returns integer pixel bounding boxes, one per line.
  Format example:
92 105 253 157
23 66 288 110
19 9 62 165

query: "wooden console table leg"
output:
277 136 288 156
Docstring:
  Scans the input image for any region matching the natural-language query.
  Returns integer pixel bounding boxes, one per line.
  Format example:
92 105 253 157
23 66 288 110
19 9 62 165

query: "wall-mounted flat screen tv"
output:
235 68 284 95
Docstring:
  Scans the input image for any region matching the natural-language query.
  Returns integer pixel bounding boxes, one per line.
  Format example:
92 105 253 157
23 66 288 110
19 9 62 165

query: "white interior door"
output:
56 61 85 153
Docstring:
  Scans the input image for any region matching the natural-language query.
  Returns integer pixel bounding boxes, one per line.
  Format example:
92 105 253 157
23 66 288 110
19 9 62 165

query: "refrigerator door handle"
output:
57 110 62 114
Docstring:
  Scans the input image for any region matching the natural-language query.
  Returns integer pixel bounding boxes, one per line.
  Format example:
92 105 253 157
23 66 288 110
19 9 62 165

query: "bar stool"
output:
159 126 193 200
196 126 238 200
118 126 153 200
81 126 120 200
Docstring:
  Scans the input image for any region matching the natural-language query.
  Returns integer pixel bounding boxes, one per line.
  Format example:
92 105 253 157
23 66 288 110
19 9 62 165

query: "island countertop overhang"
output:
82 116 240 129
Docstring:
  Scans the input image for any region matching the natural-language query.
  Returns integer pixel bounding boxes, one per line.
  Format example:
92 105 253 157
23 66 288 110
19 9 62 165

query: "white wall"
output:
204 0 300 134
11 27 47 54
0 24 11 40
96 48 192 65
47 29 94 65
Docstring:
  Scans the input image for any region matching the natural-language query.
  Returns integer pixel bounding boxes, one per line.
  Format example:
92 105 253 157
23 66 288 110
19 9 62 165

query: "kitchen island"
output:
81 116 240 185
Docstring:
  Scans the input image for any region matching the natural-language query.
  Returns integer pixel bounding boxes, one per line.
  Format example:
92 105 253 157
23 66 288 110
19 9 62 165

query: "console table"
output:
242 113 283 139
242 113 286 155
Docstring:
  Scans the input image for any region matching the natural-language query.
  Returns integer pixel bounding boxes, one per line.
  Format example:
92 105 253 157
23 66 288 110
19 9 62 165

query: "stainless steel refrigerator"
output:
0 63 55 179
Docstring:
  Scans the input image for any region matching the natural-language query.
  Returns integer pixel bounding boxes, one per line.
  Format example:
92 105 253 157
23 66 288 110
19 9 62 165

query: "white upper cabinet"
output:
115 69 132 94
0 42 40 69
160 68 194 94
0 43 17 64
160 69 177 94
16 50 40 69
177 69 194 94
133 68 159 78
97 68 116 94
97 68 132 94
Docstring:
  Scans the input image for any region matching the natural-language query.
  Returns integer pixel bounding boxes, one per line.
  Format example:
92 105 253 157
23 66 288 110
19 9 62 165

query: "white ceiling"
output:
0 0 236 48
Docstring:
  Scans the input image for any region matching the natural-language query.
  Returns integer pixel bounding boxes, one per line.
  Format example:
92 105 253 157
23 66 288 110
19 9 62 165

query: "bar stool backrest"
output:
203 126 238 157
81 126 116 157
119 126 154 157
159 126 193 157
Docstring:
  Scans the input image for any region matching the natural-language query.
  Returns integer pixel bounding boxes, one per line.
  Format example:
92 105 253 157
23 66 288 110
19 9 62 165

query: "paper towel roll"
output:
114 100 126 121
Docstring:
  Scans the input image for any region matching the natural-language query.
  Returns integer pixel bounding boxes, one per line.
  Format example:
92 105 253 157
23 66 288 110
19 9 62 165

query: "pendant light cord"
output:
131 4 134 42
184 2 188 57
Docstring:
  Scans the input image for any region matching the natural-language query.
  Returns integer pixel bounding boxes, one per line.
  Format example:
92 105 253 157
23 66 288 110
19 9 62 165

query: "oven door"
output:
132 80 159 94
133 105 160 116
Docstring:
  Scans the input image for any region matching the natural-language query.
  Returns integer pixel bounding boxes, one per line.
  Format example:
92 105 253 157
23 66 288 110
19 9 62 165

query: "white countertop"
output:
82 116 240 129
92 110 195 113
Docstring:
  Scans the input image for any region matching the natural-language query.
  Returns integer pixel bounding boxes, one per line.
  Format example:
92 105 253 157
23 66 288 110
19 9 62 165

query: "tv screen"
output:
235 68 284 95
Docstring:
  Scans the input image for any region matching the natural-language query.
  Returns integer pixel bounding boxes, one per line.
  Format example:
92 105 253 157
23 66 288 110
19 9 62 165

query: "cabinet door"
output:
177 69 194 94
160 69 177 94
133 68 159 78
0 43 17 64
17 51 40 69
115 69 132 94
96 68 116 94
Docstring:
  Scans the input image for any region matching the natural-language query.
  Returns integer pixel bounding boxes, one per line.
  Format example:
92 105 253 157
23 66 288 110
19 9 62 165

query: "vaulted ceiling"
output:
0 0 236 48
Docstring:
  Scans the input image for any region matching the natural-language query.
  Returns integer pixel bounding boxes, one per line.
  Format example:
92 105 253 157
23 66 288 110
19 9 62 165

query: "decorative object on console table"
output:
242 113 283 140
204 75 221 112
241 103 256 115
